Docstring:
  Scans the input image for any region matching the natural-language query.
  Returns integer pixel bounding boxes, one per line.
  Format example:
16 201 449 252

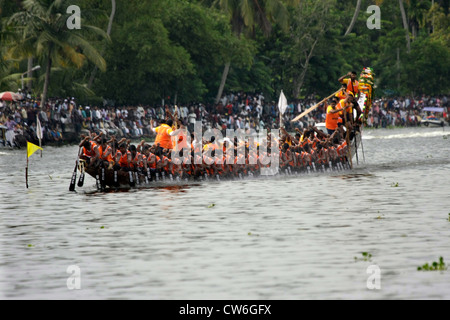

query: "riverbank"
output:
2 122 448 150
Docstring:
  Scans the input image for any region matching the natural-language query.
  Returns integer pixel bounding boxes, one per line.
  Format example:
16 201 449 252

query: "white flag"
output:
357 92 366 111
278 90 288 115
36 114 43 141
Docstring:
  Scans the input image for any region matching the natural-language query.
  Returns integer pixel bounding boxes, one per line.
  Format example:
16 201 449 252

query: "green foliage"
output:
401 36 450 95
354 252 373 262
1 0 448 104
417 257 447 271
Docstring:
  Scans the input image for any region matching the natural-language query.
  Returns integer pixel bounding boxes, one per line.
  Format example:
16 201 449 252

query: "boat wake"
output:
363 129 448 140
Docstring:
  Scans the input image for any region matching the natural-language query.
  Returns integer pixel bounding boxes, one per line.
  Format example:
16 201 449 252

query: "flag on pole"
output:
278 90 288 130
26 141 43 188
278 90 288 115
27 141 43 158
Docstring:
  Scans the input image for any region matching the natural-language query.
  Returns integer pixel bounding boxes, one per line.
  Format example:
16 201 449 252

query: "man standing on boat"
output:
151 119 174 153
338 71 359 99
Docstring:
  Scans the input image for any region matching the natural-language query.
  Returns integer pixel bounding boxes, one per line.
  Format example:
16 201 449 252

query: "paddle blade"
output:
69 171 77 191
77 173 85 187
69 165 77 191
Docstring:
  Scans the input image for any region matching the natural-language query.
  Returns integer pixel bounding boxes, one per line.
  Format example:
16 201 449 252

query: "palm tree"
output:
398 0 411 53
406 0 431 39
212 0 299 103
344 0 362 36
0 2 22 92
0 50 22 92
373 0 411 53
88 0 116 89
8 0 108 107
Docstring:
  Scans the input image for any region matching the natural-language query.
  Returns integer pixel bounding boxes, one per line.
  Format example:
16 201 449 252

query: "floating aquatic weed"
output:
208 203 215 208
391 182 399 187
27 244 34 248
100 226 105 229
417 257 447 271
355 252 372 262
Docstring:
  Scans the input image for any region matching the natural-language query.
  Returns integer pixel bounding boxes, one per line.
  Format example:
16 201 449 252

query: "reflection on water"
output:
1 127 450 300
83 183 200 195
332 173 375 180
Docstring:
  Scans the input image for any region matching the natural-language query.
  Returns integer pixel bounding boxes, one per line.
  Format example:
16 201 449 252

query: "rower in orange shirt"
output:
325 97 341 135
97 137 114 168
335 83 347 99
79 136 100 164
338 71 359 99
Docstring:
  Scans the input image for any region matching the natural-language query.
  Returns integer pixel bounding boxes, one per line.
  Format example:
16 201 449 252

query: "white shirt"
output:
188 113 196 124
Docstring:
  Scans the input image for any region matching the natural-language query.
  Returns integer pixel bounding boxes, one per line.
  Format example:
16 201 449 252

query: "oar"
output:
360 131 366 162
77 160 85 187
69 148 82 191
291 89 341 123
354 126 359 165
343 108 353 169
100 165 106 192
352 112 359 166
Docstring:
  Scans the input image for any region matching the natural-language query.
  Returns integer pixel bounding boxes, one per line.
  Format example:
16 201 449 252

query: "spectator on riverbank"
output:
1 92 449 147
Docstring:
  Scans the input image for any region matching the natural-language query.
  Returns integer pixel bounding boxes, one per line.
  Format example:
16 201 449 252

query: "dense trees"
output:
0 0 449 106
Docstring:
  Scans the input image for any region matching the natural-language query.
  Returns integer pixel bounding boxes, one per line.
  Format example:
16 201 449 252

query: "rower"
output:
79 136 99 165
146 148 160 181
115 143 132 171
98 137 114 169
130 144 145 185
325 97 341 135
338 71 359 99
335 83 348 101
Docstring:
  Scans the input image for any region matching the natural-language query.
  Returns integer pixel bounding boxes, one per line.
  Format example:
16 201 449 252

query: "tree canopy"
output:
1 0 449 106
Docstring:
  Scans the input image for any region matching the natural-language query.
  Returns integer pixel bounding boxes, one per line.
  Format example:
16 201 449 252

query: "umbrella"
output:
0 91 23 101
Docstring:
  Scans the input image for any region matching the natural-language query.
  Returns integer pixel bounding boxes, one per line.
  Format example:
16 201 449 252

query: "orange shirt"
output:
338 99 352 116
154 124 173 149
83 141 97 158
335 90 347 101
325 106 340 130
341 78 359 97
118 150 131 168
98 145 113 162
148 154 160 169
177 131 188 150
132 152 145 168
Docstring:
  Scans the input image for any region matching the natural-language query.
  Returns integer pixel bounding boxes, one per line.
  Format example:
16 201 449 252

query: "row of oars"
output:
69 147 116 192
69 147 86 192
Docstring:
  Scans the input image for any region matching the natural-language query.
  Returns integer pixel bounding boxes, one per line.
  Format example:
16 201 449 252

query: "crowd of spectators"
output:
1 90 449 147
362 96 449 128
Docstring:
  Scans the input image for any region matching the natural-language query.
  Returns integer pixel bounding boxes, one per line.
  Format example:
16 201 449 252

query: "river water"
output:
1 127 449 300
